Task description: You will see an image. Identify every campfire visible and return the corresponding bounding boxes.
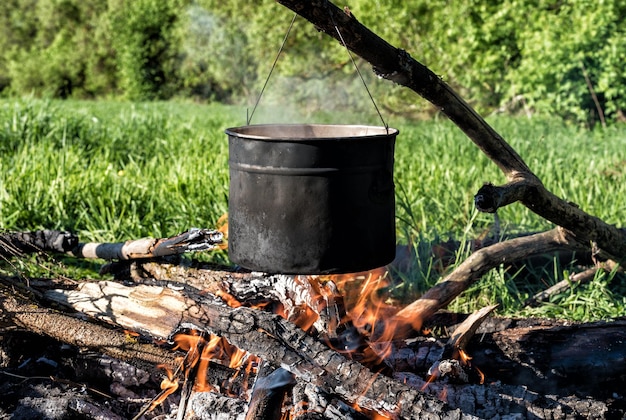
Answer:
[3,224,624,419]
[2,1,626,418]
[132,264,490,419]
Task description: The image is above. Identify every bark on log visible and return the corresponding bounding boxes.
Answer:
[0,230,77,258]
[0,229,223,260]
[274,0,626,263]
[0,281,176,373]
[37,279,624,419]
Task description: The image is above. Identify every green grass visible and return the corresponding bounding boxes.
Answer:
[1,98,625,321]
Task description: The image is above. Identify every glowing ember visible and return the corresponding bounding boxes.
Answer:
[215,289,243,308]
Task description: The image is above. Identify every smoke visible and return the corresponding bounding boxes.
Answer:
[180,5,391,126]
[248,70,388,126]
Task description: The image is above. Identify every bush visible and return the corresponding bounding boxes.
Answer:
[1,0,624,125]
[109,0,183,101]
[2,0,117,98]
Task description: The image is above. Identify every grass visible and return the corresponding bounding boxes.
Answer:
[1,98,625,321]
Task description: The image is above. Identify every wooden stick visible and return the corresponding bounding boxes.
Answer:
[0,228,223,260]
[72,228,223,260]
[524,260,621,307]
[393,228,585,334]
[446,304,498,354]
[0,230,77,257]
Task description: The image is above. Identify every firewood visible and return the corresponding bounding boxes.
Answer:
[245,365,295,420]
[445,305,498,354]
[0,281,175,372]
[393,228,586,335]
[0,228,223,260]
[43,280,465,419]
[0,230,77,258]
[38,279,624,418]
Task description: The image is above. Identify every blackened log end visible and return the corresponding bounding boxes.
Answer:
[474,183,499,213]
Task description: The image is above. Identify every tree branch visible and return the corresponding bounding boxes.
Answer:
[274,0,626,261]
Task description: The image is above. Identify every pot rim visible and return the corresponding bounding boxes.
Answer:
[225,123,398,141]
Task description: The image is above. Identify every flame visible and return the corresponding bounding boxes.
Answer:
[420,370,438,392]
[439,386,448,401]
[149,330,259,413]
[215,290,243,308]
[323,267,411,362]
[216,213,228,250]
[457,349,485,384]
[476,366,485,384]
[149,364,179,410]
[288,304,319,332]
[458,349,472,364]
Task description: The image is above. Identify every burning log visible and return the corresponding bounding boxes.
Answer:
[2,264,624,418]
[25,276,619,419]
[41,280,461,419]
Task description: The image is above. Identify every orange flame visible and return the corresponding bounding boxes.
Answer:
[215,290,243,308]
[458,349,472,364]
[323,267,410,362]
[439,386,448,401]
[288,304,319,332]
[150,364,179,410]
[216,213,228,250]
[149,330,259,413]
[420,370,439,392]
[457,349,485,384]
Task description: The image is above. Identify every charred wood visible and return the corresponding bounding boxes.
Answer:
[0,230,77,258]
[43,281,463,419]
[38,280,625,418]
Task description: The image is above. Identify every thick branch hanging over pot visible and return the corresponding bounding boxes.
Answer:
[274,0,626,261]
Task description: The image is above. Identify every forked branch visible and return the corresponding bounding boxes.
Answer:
[274,0,626,261]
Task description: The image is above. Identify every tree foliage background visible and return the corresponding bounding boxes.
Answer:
[1,0,625,125]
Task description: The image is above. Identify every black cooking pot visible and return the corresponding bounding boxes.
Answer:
[226,124,398,274]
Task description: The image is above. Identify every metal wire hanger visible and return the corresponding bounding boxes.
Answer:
[247,11,388,130]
